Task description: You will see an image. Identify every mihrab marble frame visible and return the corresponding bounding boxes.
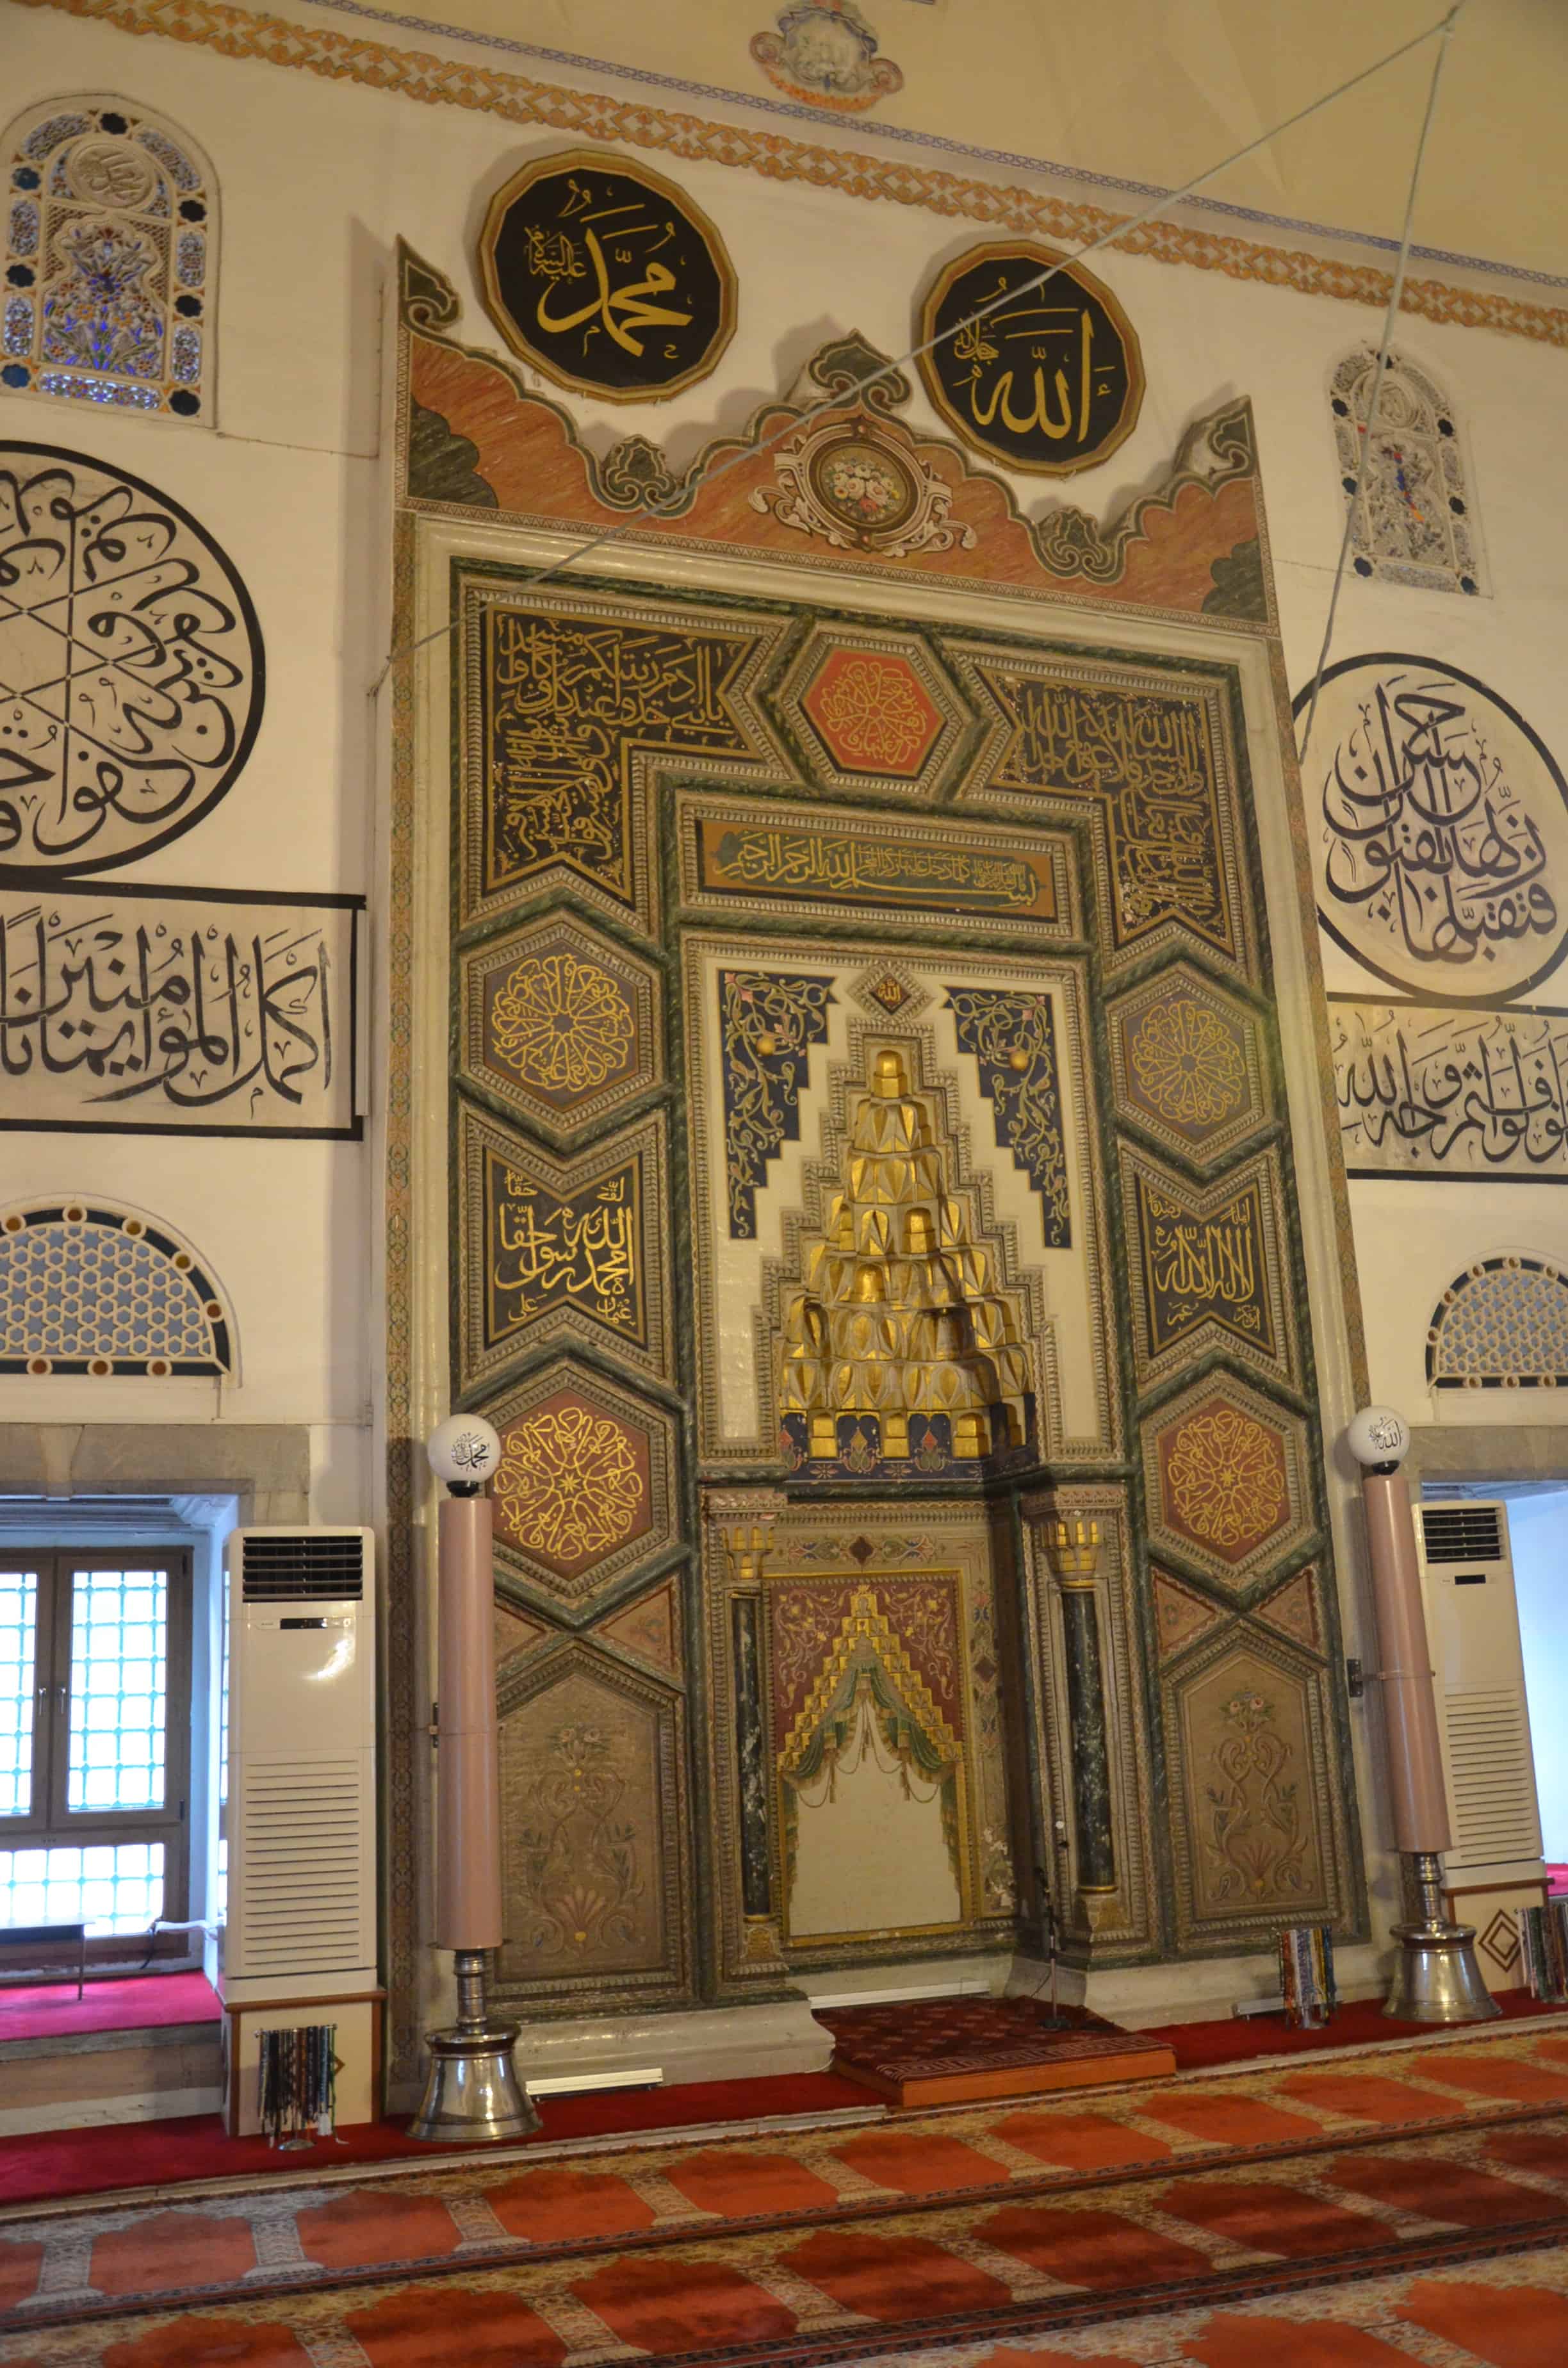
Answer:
[388,511,1380,2083]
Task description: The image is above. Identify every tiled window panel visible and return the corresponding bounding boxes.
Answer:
[0,1841,164,1933]
[0,1570,36,1818]
[67,1568,167,1814]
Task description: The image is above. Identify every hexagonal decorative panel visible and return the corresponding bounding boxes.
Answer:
[1106,963,1269,1165]
[482,1357,678,1612]
[457,914,662,1140]
[772,623,970,802]
[1143,1374,1314,1590]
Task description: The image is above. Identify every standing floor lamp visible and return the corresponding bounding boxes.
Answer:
[1346,1406,1498,2024]
[411,1415,541,2141]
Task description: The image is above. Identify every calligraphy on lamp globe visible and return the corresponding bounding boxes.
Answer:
[916,242,1145,478]
[1296,655,1568,1005]
[477,149,737,403]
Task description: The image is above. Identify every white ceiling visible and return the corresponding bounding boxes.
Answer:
[298,0,1568,279]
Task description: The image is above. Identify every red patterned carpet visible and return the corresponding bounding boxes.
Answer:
[8,2021,1568,2363]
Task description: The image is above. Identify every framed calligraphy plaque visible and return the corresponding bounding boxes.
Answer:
[1298,655,1568,1003]
[477,149,737,403]
[678,791,1074,939]
[1331,995,1568,1181]
[0,445,265,877]
[916,242,1144,477]
[0,884,361,1137]
[456,1103,673,1394]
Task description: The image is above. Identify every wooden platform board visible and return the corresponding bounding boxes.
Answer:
[815,1996,1178,2107]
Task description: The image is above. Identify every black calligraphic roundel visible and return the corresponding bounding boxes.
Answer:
[0,442,265,879]
[1295,653,1568,1005]
[478,148,737,404]
[917,241,1144,478]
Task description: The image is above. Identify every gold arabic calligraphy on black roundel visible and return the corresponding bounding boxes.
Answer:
[917,240,1144,477]
[477,147,737,404]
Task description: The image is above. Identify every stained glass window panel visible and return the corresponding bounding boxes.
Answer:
[67,1568,167,1813]
[0,1570,37,1819]
[0,1841,164,1932]
[1,97,215,419]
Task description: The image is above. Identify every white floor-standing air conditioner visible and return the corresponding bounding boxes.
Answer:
[220,1525,378,2006]
[1416,1499,1543,1887]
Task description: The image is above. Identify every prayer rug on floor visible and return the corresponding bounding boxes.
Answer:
[8,2020,1568,2364]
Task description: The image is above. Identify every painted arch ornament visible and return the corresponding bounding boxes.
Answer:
[1296,654,1568,1004]
[0,443,263,875]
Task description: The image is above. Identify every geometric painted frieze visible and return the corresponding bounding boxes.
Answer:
[1151,1565,1226,1661]
[1143,1373,1314,1591]
[494,1642,690,2007]
[1161,1627,1349,1945]
[1426,1256,1568,1389]
[0,445,264,877]
[1254,1564,1325,1656]
[594,1576,682,1679]
[774,623,969,802]
[484,1356,678,1611]
[457,912,662,1141]
[1120,1143,1297,1390]
[456,1103,672,1393]
[950,648,1250,980]
[1106,962,1269,1164]
[945,983,1070,1244]
[459,575,790,934]
[720,967,835,1238]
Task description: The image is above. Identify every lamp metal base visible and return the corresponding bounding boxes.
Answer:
[1383,1850,1501,2025]
[1384,1920,1502,2023]
[409,2019,541,2143]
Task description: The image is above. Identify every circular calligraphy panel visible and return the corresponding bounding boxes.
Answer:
[477,147,737,404]
[0,443,264,878]
[916,240,1144,478]
[1296,654,1568,1003]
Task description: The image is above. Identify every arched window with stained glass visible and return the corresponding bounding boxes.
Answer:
[1328,347,1483,596]
[3,97,217,422]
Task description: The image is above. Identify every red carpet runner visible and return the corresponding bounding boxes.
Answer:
[7,2019,1568,2364]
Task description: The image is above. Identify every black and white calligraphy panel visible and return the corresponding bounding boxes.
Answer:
[0,445,265,878]
[0,885,361,1137]
[1332,997,1568,1182]
[1297,655,1568,1004]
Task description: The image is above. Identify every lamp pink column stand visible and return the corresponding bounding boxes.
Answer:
[411,1417,541,2141]
[1348,1406,1498,2024]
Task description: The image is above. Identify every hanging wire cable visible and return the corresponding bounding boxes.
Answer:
[368,6,1462,702]
[1295,0,1466,768]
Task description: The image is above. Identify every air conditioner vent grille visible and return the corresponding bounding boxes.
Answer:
[1445,1689,1541,1865]
[241,1533,364,1600]
[234,1763,369,1972]
[1421,1506,1504,1565]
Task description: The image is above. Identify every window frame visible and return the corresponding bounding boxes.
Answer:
[0,1547,193,1941]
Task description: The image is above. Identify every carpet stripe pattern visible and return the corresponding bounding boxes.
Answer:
[8,2025,1568,2364]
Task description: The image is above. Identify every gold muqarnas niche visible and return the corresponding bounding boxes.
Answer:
[778,1047,1033,1476]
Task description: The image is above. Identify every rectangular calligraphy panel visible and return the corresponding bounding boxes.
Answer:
[1331,996,1568,1181]
[676,791,1075,939]
[0,885,363,1139]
